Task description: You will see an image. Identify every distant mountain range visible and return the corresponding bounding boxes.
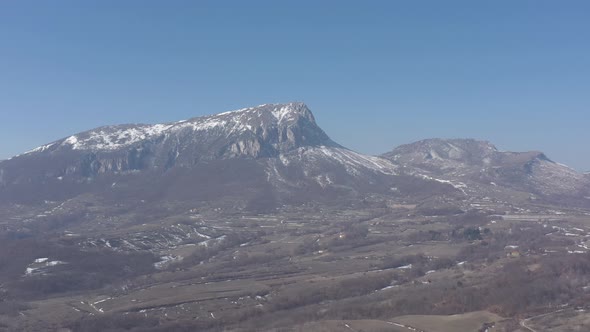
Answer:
[1,103,588,208]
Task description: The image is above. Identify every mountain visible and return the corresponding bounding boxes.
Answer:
[0,103,450,207]
[382,138,590,203]
[7,102,336,172]
[3,105,590,332]
[3,105,586,209]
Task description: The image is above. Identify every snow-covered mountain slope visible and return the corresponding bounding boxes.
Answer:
[18,102,338,159]
[382,138,590,198]
[1,103,343,177]
[5,106,584,207]
[0,103,453,205]
[277,146,397,177]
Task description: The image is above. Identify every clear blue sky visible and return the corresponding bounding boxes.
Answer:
[1,1,589,170]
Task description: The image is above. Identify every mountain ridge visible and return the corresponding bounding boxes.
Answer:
[2,103,453,206]
[382,137,589,200]
[1,104,588,207]
[14,102,338,158]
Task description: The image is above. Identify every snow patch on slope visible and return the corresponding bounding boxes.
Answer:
[418,174,467,194]
[315,146,397,175]
[276,146,398,176]
[24,142,58,155]
[271,104,300,124]
[60,124,174,151]
[528,159,586,195]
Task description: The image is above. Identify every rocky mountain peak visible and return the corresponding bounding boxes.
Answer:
[208,102,316,126]
[16,102,334,157]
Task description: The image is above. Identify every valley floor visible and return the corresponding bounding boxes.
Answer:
[1,195,590,331]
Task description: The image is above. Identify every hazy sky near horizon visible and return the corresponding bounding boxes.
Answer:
[1,1,589,170]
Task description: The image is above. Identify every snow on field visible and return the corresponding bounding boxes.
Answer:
[417,174,467,194]
[198,235,227,247]
[154,255,182,269]
[397,264,413,269]
[193,229,212,239]
[377,285,398,292]
[24,259,66,276]
[47,260,63,266]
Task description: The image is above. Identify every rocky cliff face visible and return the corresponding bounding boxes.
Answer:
[2,103,339,179]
